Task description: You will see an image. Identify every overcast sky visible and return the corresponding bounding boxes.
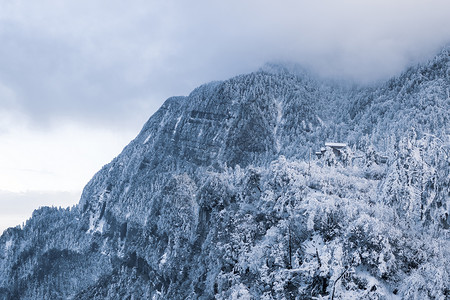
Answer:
[1,0,450,232]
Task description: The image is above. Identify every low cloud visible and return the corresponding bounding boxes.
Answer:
[1,0,450,232]
[0,0,449,130]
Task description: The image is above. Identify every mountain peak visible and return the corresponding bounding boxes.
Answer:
[1,47,449,299]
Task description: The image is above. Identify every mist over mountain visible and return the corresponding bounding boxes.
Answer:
[0,47,449,299]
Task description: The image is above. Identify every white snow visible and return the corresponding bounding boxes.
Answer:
[96,219,105,233]
[355,268,402,300]
[159,252,168,268]
[88,215,96,232]
[316,115,325,126]
[231,283,251,300]
[173,116,182,135]
[88,214,106,234]
[4,239,13,251]
[274,99,283,152]
[144,134,152,144]
[124,185,130,194]
[303,234,324,256]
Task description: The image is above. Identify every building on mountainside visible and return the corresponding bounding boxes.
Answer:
[325,142,347,155]
[315,142,351,166]
[315,142,348,158]
[315,148,326,159]
[316,142,389,167]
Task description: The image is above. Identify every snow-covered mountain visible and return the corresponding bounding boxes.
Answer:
[1,48,449,299]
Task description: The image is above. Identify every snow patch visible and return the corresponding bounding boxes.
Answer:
[152,290,162,300]
[4,239,13,251]
[231,283,251,300]
[96,219,105,233]
[88,214,96,232]
[144,134,152,144]
[173,116,182,135]
[303,234,324,256]
[159,252,168,269]
[88,213,106,234]
[316,115,324,126]
[274,99,283,152]
[354,268,402,300]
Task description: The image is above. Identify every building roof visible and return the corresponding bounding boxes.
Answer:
[325,142,347,148]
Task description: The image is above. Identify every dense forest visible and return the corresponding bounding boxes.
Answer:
[0,47,449,299]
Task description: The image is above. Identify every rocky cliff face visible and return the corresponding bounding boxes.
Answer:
[1,48,449,299]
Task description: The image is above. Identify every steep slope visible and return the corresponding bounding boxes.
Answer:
[0,48,449,299]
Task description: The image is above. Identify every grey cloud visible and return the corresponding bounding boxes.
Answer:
[0,0,449,130]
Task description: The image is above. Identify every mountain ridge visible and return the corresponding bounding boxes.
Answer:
[0,47,449,299]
